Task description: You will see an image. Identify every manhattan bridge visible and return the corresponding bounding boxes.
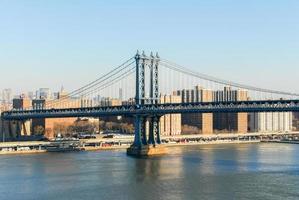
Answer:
[2,51,299,154]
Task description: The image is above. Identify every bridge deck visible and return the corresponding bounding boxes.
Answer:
[2,100,299,120]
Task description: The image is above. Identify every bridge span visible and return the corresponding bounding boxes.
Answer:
[2,99,299,120]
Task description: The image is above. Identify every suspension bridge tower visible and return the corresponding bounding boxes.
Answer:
[127,51,167,156]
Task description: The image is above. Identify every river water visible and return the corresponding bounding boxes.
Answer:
[0,143,298,200]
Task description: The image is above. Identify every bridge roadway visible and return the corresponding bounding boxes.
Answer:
[2,100,299,120]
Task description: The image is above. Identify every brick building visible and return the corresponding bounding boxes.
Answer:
[213,87,248,133]
[0,96,32,140]
[174,86,213,134]
[174,85,248,134]
[32,89,83,139]
[160,95,182,136]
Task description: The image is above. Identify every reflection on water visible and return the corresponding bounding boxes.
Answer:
[0,143,299,200]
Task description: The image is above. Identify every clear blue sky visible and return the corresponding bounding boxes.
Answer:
[0,0,298,94]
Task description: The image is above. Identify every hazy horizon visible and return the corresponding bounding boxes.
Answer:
[0,0,298,95]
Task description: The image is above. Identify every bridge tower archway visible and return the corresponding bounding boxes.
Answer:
[129,51,165,155]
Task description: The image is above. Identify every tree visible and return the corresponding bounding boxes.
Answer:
[105,122,114,130]
[53,123,68,136]
[45,128,53,139]
[182,125,199,135]
[68,119,97,134]
[34,125,45,135]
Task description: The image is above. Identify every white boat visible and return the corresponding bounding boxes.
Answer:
[46,141,83,152]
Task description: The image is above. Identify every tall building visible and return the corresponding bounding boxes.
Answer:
[98,98,123,123]
[0,103,12,141]
[213,87,248,133]
[160,95,181,136]
[249,112,293,132]
[175,86,213,134]
[27,91,35,100]
[293,112,299,130]
[119,88,123,101]
[122,98,135,106]
[32,89,80,139]
[98,97,121,107]
[6,96,32,138]
[13,96,32,109]
[37,88,51,100]
[174,85,248,134]
[53,92,59,100]
[0,103,10,115]
[2,88,12,105]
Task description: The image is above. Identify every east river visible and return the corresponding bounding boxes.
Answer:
[0,143,299,200]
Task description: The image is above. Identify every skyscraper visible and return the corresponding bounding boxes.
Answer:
[175,85,248,134]
[119,88,123,101]
[175,86,214,134]
[37,88,51,100]
[213,86,248,133]
[249,112,293,132]
[2,88,12,105]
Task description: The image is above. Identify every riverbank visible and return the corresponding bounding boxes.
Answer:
[1,132,298,155]
[165,139,261,147]
[0,139,261,155]
[0,149,46,155]
[262,140,299,144]
[83,140,262,152]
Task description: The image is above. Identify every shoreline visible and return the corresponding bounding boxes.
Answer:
[0,140,261,155]
[0,149,47,155]
[165,139,261,147]
[262,140,299,145]
[1,131,298,155]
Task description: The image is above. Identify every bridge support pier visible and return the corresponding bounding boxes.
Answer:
[128,115,167,156]
[127,144,167,156]
[127,51,167,156]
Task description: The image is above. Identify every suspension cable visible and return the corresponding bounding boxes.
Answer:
[48,66,136,108]
[45,59,135,107]
[161,59,299,97]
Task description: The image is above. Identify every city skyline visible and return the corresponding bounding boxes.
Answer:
[1,2,299,200]
[0,0,299,94]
